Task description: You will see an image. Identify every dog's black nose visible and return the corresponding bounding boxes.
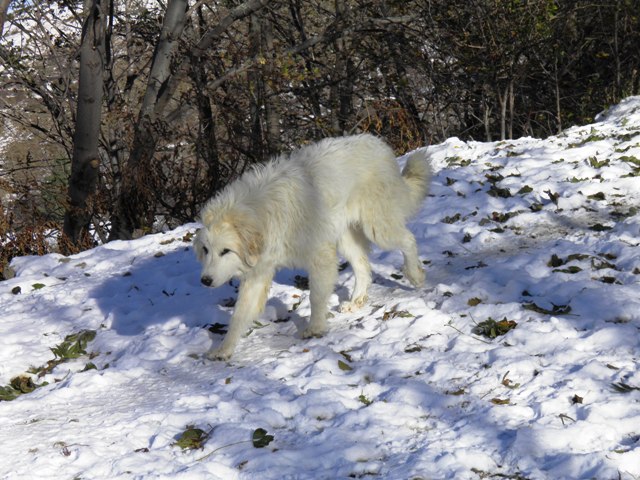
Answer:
[201,276,213,287]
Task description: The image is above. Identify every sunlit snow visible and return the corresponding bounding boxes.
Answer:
[1,98,640,479]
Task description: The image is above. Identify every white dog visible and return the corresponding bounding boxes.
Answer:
[194,134,431,360]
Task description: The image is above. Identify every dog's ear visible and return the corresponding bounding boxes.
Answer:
[200,208,215,227]
[192,228,204,261]
[229,209,263,268]
[199,196,224,227]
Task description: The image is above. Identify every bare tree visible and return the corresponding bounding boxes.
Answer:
[62,0,107,247]
[108,0,189,240]
[109,0,273,240]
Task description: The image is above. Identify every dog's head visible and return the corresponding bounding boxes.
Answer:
[194,205,263,288]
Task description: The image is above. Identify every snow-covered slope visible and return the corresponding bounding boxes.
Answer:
[1,98,640,480]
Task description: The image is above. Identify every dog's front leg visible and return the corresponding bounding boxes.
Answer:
[206,272,272,361]
[302,244,338,338]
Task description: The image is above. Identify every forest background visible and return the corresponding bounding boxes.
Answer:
[0,0,638,277]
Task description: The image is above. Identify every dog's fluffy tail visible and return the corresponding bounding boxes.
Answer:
[401,150,432,216]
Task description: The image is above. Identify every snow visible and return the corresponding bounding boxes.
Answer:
[2,97,640,479]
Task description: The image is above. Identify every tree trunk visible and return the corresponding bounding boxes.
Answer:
[498,84,507,141]
[261,14,280,154]
[248,9,280,161]
[62,0,107,248]
[555,66,562,134]
[508,81,514,140]
[288,0,323,138]
[329,0,352,135]
[108,0,189,241]
[483,93,492,142]
[248,12,265,161]
[191,6,220,198]
[0,0,11,37]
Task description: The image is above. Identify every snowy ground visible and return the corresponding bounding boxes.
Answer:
[1,98,640,480]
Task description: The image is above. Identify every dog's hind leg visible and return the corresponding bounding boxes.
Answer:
[207,270,273,361]
[397,227,425,287]
[338,225,372,313]
[302,243,338,338]
[363,220,425,288]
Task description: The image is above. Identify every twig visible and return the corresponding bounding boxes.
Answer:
[195,439,251,462]
[558,413,575,425]
[446,317,492,345]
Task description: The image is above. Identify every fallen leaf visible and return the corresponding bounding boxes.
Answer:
[338,360,353,371]
[252,428,274,448]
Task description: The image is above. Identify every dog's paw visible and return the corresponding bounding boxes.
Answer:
[301,324,327,339]
[206,347,233,361]
[404,265,425,288]
[339,295,368,313]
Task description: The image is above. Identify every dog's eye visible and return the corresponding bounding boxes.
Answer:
[202,246,209,255]
[220,248,231,256]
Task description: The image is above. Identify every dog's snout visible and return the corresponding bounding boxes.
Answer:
[201,276,213,287]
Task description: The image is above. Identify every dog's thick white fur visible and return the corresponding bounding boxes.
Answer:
[194,134,431,360]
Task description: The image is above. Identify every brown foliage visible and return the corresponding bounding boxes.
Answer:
[0,204,54,280]
[359,100,427,153]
